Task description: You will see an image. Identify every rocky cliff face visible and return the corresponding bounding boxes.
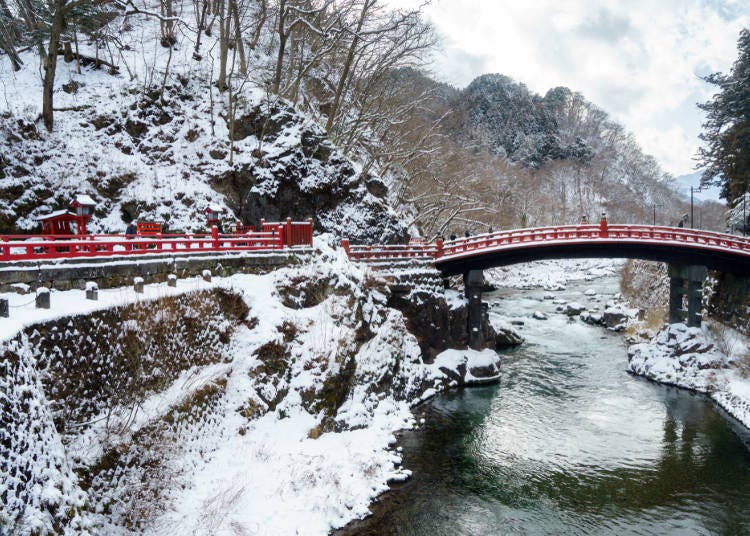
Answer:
[0,85,406,243]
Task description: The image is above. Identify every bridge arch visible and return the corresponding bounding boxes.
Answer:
[434,225,750,277]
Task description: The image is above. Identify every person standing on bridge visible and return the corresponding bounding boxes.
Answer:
[126,220,137,239]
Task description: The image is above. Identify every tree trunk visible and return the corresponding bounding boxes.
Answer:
[43,0,65,131]
[325,0,371,133]
[272,0,287,94]
[193,0,208,59]
[248,0,266,50]
[230,0,246,75]
[217,0,230,91]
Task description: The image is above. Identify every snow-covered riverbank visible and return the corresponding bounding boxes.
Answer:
[628,322,750,430]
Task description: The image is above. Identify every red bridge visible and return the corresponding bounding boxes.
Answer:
[343,224,750,276]
[344,223,750,339]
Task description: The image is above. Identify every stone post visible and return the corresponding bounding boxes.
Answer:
[0,298,8,318]
[36,288,50,309]
[168,274,178,287]
[202,269,212,282]
[134,277,144,293]
[85,281,98,301]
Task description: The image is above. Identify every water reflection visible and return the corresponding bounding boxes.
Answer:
[338,278,750,536]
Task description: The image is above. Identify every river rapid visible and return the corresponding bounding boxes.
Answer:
[340,274,750,535]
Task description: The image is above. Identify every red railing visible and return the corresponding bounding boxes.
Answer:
[0,220,315,263]
[440,224,750,258]
[342,225,750,262]
[260,218,314,247]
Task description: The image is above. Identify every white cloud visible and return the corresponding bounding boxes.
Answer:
[385,0,750,176]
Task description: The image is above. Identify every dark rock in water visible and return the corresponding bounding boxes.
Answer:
[602,309,628,328]
[469,360,501,380]
[532,311,548,320]
[494,326,524,348]
[511,319,525,326]
[564,302,585,316]
[580,311,603,325]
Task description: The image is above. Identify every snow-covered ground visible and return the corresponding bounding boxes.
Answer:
[1,242,498,535]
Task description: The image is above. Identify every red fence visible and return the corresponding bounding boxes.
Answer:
[342,225,750,262]
[0,220,315,263]
[260,218,314,247]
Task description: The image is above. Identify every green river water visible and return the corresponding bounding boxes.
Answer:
[340,276,750,535]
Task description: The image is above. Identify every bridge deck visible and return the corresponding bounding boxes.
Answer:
[346,225,750,276]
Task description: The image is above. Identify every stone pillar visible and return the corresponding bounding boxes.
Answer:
[668,264,707,327]
[85,282,98,301]
[465,269,484,350]
[0,298,8,318]
[36,288,50,309]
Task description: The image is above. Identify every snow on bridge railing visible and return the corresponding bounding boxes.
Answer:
[0,220,315,263]
[342,224,750,262]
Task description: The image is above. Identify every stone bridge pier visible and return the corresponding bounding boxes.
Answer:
[668,264,708,327]
[464,270,485,350]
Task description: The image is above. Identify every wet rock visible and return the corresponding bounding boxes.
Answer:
[494,326,524,348]
[532,311,548,320]
[564,302,586,316]
[580,311,603,325]
[601,309,629,329]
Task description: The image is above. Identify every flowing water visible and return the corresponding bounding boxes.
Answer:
[340,275,750,535]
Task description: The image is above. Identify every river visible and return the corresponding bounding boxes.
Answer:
[340,274,750,535]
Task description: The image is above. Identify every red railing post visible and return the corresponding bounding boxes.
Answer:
[307,217,314,246]
[599,213,608,238]
[341,239,350,257]
[212,225,219,249]
[277,224,285,249]
[436,238,443,258]
[285,217,292,247]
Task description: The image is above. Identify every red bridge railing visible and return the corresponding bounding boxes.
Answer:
[0,220,314,263]
[342,224,750,262]
[260,218,314,247]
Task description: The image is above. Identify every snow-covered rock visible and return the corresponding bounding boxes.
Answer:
[533,311,548,320]
[628,323,750,431]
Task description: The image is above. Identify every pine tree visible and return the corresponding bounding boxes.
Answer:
[697,28,750,203]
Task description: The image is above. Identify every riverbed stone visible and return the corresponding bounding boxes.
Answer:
[564,302,586,316]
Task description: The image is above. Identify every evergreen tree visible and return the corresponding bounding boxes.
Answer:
[697,28,750,202]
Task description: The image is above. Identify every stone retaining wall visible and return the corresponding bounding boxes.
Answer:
[0,250,309,292]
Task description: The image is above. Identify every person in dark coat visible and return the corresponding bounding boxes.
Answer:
[126,221,137,238]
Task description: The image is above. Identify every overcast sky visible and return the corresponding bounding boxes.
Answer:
[385,0,749,181]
